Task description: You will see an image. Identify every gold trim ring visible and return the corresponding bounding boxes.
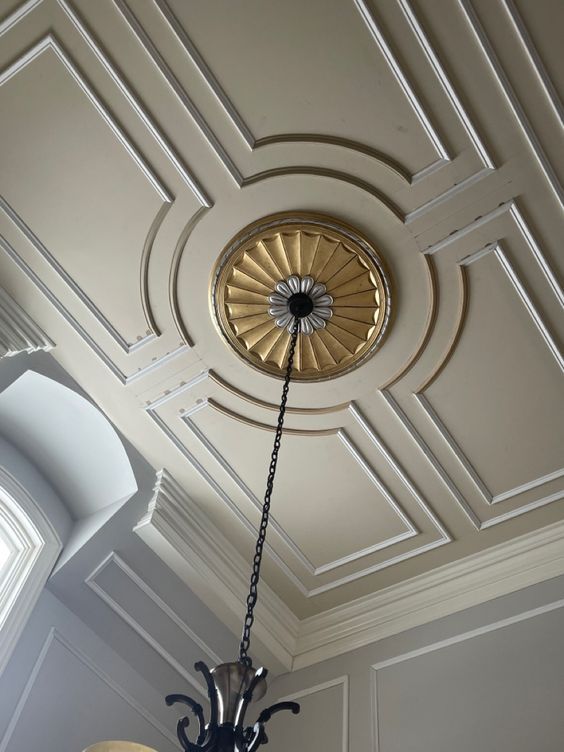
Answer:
[211,212,392,381]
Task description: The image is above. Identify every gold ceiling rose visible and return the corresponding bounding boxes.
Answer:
[211,213,391,380]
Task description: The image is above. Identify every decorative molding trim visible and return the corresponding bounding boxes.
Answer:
[0,0,42,35]
[86,552,220,697]
[56,0,211,206]
[381,255,438,389]
[111,0,242,186]
[153,0,254,148]
[381,390,482,529]
[415,241,563,525]
[0,195,160,355]
[397,0,494,169]
[348,404,450,540]
[150,392,454,596]
[0,32,170,355]
[500,0,564,123]
[0,628,177,751]
[369,598,564,749]
[278,675,349,752]
[241,168,405,223]
[168,207,209,346]
[145,409,309,595]
[0,36,171,204]
[294,519,564,669]
[144,382,450,596]
[209,370,351,415]
[354,0,450,163]
[135,486,564,670]
[405,167,492,224]
[0,235,188,385]
[422,199,564,309]
[0,287,54,357]
[254,134,411,183]
[203,399,338,437]
[134,469,299,671]
[180,403,419,583]
[0,468,62,678]
[457,0,563,206]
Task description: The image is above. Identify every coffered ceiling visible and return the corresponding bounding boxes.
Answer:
[0,0,562,668]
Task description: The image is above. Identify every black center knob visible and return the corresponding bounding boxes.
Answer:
[288,292,314,318]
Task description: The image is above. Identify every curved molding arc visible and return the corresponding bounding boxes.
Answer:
[208,370,351,416]
[168,206,210,347]
[204,399,337,437]
[241,168,405,222]
[254,134,411,184]
[381,254,438,389]
[0,468,62,676]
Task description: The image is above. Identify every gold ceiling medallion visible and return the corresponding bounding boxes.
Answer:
[211,213,392,381]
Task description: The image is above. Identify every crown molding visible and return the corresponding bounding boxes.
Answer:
[136,471,564,672]
[134,469,299,672]
[294,519,564,668]
[0,287,53,359]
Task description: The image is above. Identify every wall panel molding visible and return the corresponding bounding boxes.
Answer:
[0,628,177,751]
[86,551,222,697]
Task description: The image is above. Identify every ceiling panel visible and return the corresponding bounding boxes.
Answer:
[0,0,562,664]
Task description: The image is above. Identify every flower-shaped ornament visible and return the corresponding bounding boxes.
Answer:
[268,275,333,335]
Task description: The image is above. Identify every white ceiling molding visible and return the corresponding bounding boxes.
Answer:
[136,469,564,671]
[293,519,564,669]
[0,286,53,358]
[134,469,299,672]
[457,0,563,207]
[1,0,563,665]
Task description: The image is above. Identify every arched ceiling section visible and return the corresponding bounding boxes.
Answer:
[0,371,137,519]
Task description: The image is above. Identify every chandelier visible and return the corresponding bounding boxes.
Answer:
[87,308,313,752]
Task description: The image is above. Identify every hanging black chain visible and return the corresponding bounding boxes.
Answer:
[239,317,300,667]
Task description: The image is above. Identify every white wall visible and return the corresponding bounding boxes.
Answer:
[0,589,180,752]
[264,575,564,752]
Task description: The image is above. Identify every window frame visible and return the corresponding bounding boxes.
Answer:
[0,467,62,675]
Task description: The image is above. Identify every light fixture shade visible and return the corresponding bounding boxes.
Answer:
[83,743,158,752]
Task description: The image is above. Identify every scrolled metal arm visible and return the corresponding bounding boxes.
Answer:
[244,701,301,751]
[165,693,207,751]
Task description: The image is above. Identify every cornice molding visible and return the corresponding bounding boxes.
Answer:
[136,471,564,672]
[0,287,53,358]
[294,519,564,669]
[134,469,299,671]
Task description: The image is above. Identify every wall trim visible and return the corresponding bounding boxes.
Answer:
[85,551,222,697]
[0,628,176,751]
[134,469,299,671]
[278,675,349,752]
[369,597,564,750]
[0,468,61,677]
[293,519,564,668]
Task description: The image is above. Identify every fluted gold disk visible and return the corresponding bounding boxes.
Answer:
[211,213,392,381]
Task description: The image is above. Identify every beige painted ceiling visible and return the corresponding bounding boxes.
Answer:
[0,0,563,660]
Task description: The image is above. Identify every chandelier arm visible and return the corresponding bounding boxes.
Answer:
[238,318,300,667]
[195,661,219,730]
[165,693,207,751]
